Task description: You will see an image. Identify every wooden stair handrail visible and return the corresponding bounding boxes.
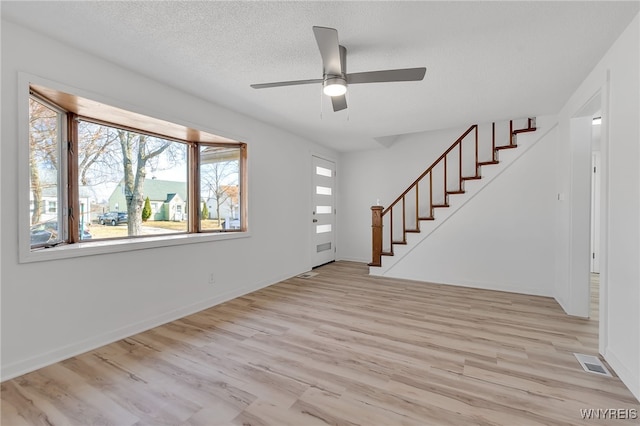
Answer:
[382,125,477,216]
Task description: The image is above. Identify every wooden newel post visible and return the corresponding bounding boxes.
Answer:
[369,205,383,267]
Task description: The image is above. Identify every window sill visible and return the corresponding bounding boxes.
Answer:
[20,231,250,264]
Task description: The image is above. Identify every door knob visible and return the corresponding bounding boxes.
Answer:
[312,219,318,223]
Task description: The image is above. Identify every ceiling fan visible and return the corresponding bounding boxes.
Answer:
[250,26,427,112]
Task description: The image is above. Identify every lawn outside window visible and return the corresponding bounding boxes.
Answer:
[21,77,248,263]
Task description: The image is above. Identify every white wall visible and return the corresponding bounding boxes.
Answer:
[1,21,337,379]
[554,13,639,400]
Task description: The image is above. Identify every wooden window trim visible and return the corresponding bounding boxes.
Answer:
[67,112,79,243]
[30,85,237,144]
[239,144,248,232]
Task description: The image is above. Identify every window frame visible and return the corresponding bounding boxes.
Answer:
[27,93,70,246]
[19,73,249,264]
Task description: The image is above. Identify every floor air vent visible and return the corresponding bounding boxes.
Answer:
[574,353,612,377]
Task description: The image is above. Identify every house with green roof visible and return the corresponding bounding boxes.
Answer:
[107,178,187,222]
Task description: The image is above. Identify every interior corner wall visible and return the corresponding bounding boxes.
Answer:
[555,13,639,401]
[0,20,338,380]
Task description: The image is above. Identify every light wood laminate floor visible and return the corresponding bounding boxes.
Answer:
[2,261,638,425]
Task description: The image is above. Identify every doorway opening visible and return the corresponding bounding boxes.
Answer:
[571,89,604,323]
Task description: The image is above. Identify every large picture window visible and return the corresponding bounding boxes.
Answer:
[27,83,247,253]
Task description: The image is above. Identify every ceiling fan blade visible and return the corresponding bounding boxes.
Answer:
[250,78,323,89]
[312,26,342,76]
[331,94,347,112]
[347,67,426,84]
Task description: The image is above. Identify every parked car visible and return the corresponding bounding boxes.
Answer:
[224,218,241,230]
[98,211,128,226]
[30,219,92,245]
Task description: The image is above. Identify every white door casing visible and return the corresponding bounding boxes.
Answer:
[591,152,601,273]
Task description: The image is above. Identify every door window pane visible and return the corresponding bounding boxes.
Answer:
[316,166,332,177]
[316,224,332,233]
[316,186,332,196]
[316,205,332,214]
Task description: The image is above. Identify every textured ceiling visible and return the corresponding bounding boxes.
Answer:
[2,1,638,151]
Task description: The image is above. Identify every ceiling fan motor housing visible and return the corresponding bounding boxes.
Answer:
[323,75,347,96]
[322,44,348,97]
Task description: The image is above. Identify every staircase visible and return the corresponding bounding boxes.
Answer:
[369,118,537,269]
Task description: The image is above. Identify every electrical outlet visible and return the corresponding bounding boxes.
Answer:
[208,273,215,285]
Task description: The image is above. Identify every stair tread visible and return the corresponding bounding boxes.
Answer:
[495,144,518,151]
[513,127,537,134]
[461,175,481,180]
[392,241,407,245]
[478,160,499,165]
[432,204,450,208]
[405,229,420,233]
[447,190,465,194]
[381,251,393,256]
[418,216,435,221]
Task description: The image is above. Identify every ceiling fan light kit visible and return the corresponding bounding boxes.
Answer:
[323,77,347,97]
[251,26,426,112]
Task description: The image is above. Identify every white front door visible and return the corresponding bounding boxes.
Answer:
[312,156,336,268]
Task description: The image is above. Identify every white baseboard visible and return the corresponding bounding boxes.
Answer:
[336,256,369,263]
[377,273,553,298]
[604,347,640,402]
[1,270,299,381]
